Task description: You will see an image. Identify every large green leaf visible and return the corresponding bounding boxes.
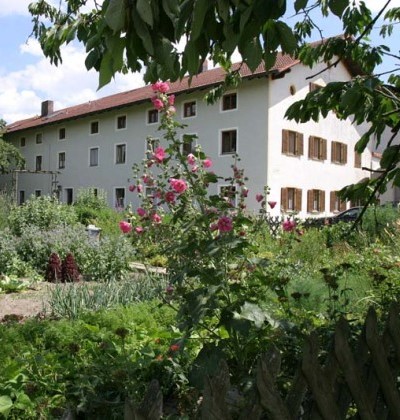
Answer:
[0,395,13,416]
[276,21,297,54]
[137,0,154,27]
[295,0,308,12]
[380,145,400,169]
[191,0,212,41]
[104,0,126,32]
[328,0,349,17]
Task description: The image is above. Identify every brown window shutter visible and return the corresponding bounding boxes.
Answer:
[322,139,327,160]
[308,136,314,158]
[281,188,288,211]
[297,132,304,156]
[307,190,313,212]
[320,190,325,212]
[330,191,336,212]
[282,130,289,154]
[355,151,361,168]
[295,189,302,212]
[343,144,348,164]
[331,141,336,163]
[340,199,346,211]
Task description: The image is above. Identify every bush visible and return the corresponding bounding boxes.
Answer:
[8,195,78,236]
[0,191,13,230]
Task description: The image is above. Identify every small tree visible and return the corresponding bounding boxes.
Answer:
[45,252,62,283]
[61,253,80,283]
[0,119,25,174]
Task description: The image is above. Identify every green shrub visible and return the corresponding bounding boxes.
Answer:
[8,195,78,236]
[0,191,13,230]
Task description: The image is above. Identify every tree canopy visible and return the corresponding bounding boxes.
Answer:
[28,0,400,204]
[0,119,25,174]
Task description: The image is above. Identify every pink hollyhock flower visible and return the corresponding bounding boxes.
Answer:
[169,178,188,194]
[152,81,170,93]
[166,284,174,294]
[165,191,176,203]
[154,190,162,199]
[210,223,218,231]
[256,194,264,203]
[282,220,296,232]
[142,174,152,184]
[268,201,277,209]
[128,184,136,192]
[217,216,233,232]
[152,97,164,110]
[203,158,212,168]
[187,153,196,165]
[168,94,175,105]
[135,226,144,234]
[191,165,198,173]
[137,207,146,217]
[119,221,132,234]
[241,188,249,198]
[152,213,162,223]
[153,146,166,163]
[137,184,143,193]
[167,106,176,115]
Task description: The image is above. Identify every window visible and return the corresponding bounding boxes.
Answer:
[115,144,126,164]
[146,138,160,159]
[35,190,41,197]
[354,151,362,168]
[89,147,99,167]
[19,191,25,205]
[90,121,99,134]
[222,93,237,111]
[281,187,302,212]
[20,137,26,147]
[35,133,42,144]
[65,188,73,205]
[330,191,346,212]
[35,155,42,171]
[59,128,66,140]
[221,129,237,154]
[145,187,156,198]
[220,185,237,207]
[182,134,197,156]
[115,188,125,208]
[331,141,347,164]
[117,115,127,130]
[282,130,304,156]
[308,136,327,160]
[58,152,66,169]
[307,189,325,213]
[183,101,196,118]
[147,109,159,124]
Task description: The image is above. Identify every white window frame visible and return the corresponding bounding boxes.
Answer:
[35,132,43,145]
[181,133,198,156]
[114,187,126,208]
[20,137,26,148]
[90,120,99,135]
[220,91,238,113]
[146,108,159,125]
[115,143,127,165]
[116,114,127,131]
[182,100,197,119]
[35,155,43,171]
[58,127,66,141]
[89,146,99,167]
[219,127,238,156]
[58,151,66,169]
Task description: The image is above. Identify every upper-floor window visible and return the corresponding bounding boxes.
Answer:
[147,109,159,124]
[331,141,347,165]
[307,189,325,213]
[116,115,127,130]
[89,147,99,167]
[115,144,126,164]
[183,101,196,118]
[354,151,362,168]
[308,136,327,161]
[20,137,26,148]
[282,129,303,156]
[58,152,66,169]
[35,133,43,144]
[221,129,237,155]
[59,128,66,140]
[222,93,237,111]
[35,155,42,171]
[115,188,125,208]
[309,82,322,92]
[330,191,346,212]
[281,187,302,212]
[182,134,197,156]
[90,121,99,135]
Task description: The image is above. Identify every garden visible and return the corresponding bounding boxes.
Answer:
[1,84,400,418]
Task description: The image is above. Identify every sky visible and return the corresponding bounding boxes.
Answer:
[0,0,398,124]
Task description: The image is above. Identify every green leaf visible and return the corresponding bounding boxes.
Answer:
[132,9,154,55]
[328,0,349,17]
[191,0,211,41]
[105,0,126,32]
[137,0,154,27]
[0,395,13,415]
[380,145,399,169]
[98,52,114,89]
[276,21,297,54]
[294,0,308,12]
[235,302,265,328]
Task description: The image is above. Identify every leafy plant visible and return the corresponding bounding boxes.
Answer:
[45,252,62,282]
[61,253,80,283]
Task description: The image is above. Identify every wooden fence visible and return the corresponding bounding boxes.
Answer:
[125,303,400,419]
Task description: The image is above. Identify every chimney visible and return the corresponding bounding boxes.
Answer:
[41,100,54,117]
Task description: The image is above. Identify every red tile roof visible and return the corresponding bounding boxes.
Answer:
[6,54,300,134]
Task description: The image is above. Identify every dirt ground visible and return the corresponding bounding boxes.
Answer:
[0,282,53,321]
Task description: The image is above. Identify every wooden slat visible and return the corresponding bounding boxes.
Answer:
[285,366,308,419]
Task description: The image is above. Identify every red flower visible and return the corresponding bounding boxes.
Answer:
[169,344,180,352]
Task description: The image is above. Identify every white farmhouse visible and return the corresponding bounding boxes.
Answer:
[1,55,372,218]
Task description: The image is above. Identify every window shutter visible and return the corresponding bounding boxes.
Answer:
[355,151,362,168]
[308,136,314,158]
[331,141,337,163]
[322,139,327,160]
[340,196,347,211]
[282,130,289,154]
[281,188,288,211]
[330,191,336,212]
[295,189,302,212]
[320,190,325,212]
[297,132,304,156]
[307,190,313,213]
[342,144,348,164]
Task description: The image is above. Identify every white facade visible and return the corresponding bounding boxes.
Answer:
[1,60,374,218]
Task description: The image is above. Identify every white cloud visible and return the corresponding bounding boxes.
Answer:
[0,0,32,16]
[363,0,400,12]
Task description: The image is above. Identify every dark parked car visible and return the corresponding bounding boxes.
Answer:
[324,207,363,225]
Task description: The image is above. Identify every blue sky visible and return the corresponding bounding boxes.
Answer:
[0,0,398,124]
